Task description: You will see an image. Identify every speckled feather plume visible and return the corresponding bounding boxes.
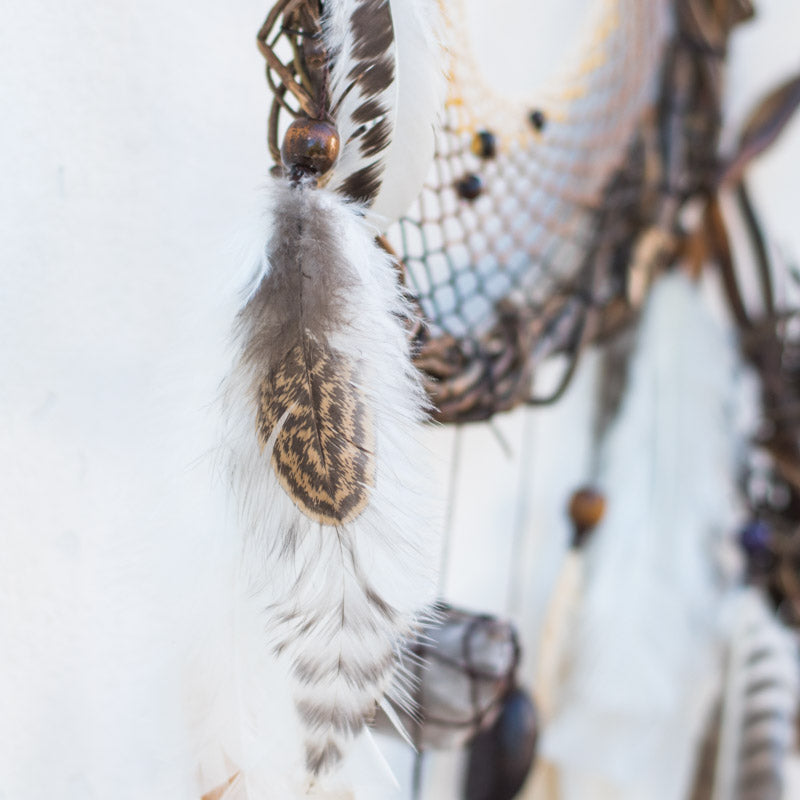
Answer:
[221,0,444,785]
[226,181,438,781]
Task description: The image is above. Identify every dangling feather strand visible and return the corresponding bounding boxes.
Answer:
[221,0,443,784]
[322,0,444,226]
[711,589,799,800]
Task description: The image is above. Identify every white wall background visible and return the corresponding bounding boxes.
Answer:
[1,1,798,798]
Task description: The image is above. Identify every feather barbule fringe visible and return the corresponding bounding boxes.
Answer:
[224,179,436,779]
[218,0,443,784]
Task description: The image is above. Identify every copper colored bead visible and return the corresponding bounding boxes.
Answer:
[281,118,340,177]
[568,487,606,546]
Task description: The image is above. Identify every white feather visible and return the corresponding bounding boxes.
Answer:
[322,0,444,228]
[370,0,445,227]
[218,180,438,788]
[542,271,748,800]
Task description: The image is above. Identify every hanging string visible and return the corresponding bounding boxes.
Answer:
[506,408,537,618]
[410,425,464,800]
[437,425,464,596]
[487,418,514,459]
[411,751,425,800]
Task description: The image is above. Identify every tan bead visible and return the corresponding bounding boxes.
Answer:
[568,487,606,547]
[281,118,340,177]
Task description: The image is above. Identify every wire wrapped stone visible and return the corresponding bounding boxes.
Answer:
[373,603,520,749]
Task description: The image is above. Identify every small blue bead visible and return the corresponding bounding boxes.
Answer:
[457,173,483,201]
[739,520,770,554]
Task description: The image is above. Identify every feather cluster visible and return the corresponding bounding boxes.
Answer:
[227,183,436,777]
[219,0,445,787]
[541,272,748,800]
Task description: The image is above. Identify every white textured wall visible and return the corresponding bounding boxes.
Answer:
[1,1,799,799]
[0,3,271,798]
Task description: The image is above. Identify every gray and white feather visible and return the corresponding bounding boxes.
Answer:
[226,180,437,780]
[221,0,444,784]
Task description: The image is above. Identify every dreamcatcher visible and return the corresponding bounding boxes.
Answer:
[208,0,800,797]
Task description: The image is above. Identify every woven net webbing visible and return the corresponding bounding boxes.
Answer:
[387,0,668,340]
[387,0,745,421]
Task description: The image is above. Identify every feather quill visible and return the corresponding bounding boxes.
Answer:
[542,271,746,800]
[689,701,724,800]
[521,548,585,800]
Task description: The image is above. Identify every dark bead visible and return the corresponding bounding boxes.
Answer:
[281,118,340,177]
[457,173,483,201]
[465,687,538,800]
[568,487,606,547]
[739,519,770,555]
[471,130,497,159]
[529,109,547,132]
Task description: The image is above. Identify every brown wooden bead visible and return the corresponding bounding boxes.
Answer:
[281,118,340,177]
[568,487,606,547]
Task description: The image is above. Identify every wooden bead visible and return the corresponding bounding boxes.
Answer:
[471,130,497,159]
[568,487,606,547]
[528,109,547,132]
[457,173,483,200]
[281,118,340,177]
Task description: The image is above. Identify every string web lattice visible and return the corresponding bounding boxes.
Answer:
[385,0,672,420]
[389,0,669,337]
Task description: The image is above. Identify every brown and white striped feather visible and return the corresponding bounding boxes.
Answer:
[322,0,444,227]
[323,0,398,207]
[257,339,374,526]
[710,589,799,800]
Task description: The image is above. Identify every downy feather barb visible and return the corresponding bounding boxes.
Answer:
[223,0,444,780]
